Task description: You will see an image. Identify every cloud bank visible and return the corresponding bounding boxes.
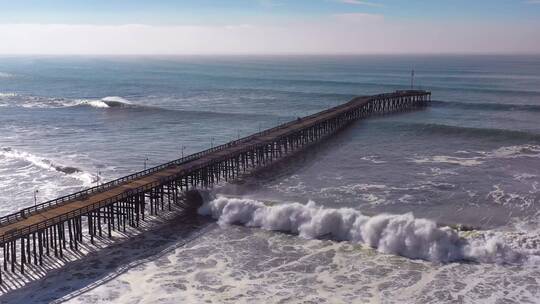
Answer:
[0,15,538,55]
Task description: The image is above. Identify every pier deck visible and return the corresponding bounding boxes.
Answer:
[0,90,431,282]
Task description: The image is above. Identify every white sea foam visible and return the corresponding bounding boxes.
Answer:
[412,155,484,167]
[74,99,111,108]
[487,184,535,209]
[76,96,133,108]
[102,96,132,104]
[411,144,540,167]
[428,167,458,176]
[360,155,387,164]
[488,144,540,159]
[0,148,94,187]
[320,183,388,204]
[0,93,134,109]
[0,72,13,78]
[513,173,538,181]
[199,196,529,264]
[72,96,134,108]
[0,92,17,97]
[321,183,388,194]
[1,148,56,171]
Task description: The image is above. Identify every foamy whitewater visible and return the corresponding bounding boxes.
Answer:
[0,147,95,186]
[0,93,134,109]
[199,196,528,264]
[73,96,133,108]
[1,55,539,303]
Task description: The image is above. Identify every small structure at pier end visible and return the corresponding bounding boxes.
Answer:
[0,90,431,283]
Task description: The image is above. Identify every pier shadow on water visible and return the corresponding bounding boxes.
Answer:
[0,121,358,303]
[220,106,427,198]
[217,118,364,197]
[0,121,362,303]
[0,104,426,302]
[0,208,214,303]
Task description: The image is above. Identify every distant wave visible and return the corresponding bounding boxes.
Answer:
[0,92,18,98]
[0,72,14,78]
[199,196,531,264]
[213,87,355,100]
[433,100,540,112]
[412,155,484,167]
[73,96,135,109]
[0,93,287,119]
[402,123,540,142]
[0,94,140,109]
[0,147,95,186]
[410,144,540,167]
[190,73,540,96]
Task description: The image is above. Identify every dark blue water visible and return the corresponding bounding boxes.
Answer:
[1,55,540,303]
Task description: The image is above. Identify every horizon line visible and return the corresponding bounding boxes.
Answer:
[1,52,540,57]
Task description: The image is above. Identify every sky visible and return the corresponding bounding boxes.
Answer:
[0,0,539,55]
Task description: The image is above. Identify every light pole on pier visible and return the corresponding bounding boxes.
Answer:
[34,189,39,207]
[181,145,186,158]
[96,169,101,186]
[144,157,149,170]
[411,69,415,90]
[211,137,214,149]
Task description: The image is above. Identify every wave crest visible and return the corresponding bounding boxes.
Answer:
[199,196,530,264]
[0,93,136,109]
[0,92,17,98]
[73,96,134,109]
[406,123,540,142]
[411,144,540,167]
[433,100,540,112]
[0,147,95,186]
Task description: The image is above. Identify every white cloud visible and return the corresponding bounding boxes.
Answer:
[0,16,538,55]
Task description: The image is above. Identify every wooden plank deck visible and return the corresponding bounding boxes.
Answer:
[0,91,431,246]
[0,96,373,240]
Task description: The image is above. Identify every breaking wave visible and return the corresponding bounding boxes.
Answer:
[405,123,540,142]
[0,92,17,97]
[199,196,533,264]
[73,96,134,109]
[0,147,94,186]
[411,144,540,167]
[432,100,540,112]
[0,93,137,109]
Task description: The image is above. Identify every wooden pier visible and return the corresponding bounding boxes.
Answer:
[0,90,430,283]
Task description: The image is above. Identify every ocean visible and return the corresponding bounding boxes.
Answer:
[0,55,539,303]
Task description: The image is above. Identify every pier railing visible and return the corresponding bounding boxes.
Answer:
[0,100,349,226]
[0,90,433,284]
[0,90,428,227]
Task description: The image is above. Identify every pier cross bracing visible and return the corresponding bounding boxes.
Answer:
[0,90,430,283]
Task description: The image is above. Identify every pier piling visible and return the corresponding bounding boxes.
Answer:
[0,90,430,284]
